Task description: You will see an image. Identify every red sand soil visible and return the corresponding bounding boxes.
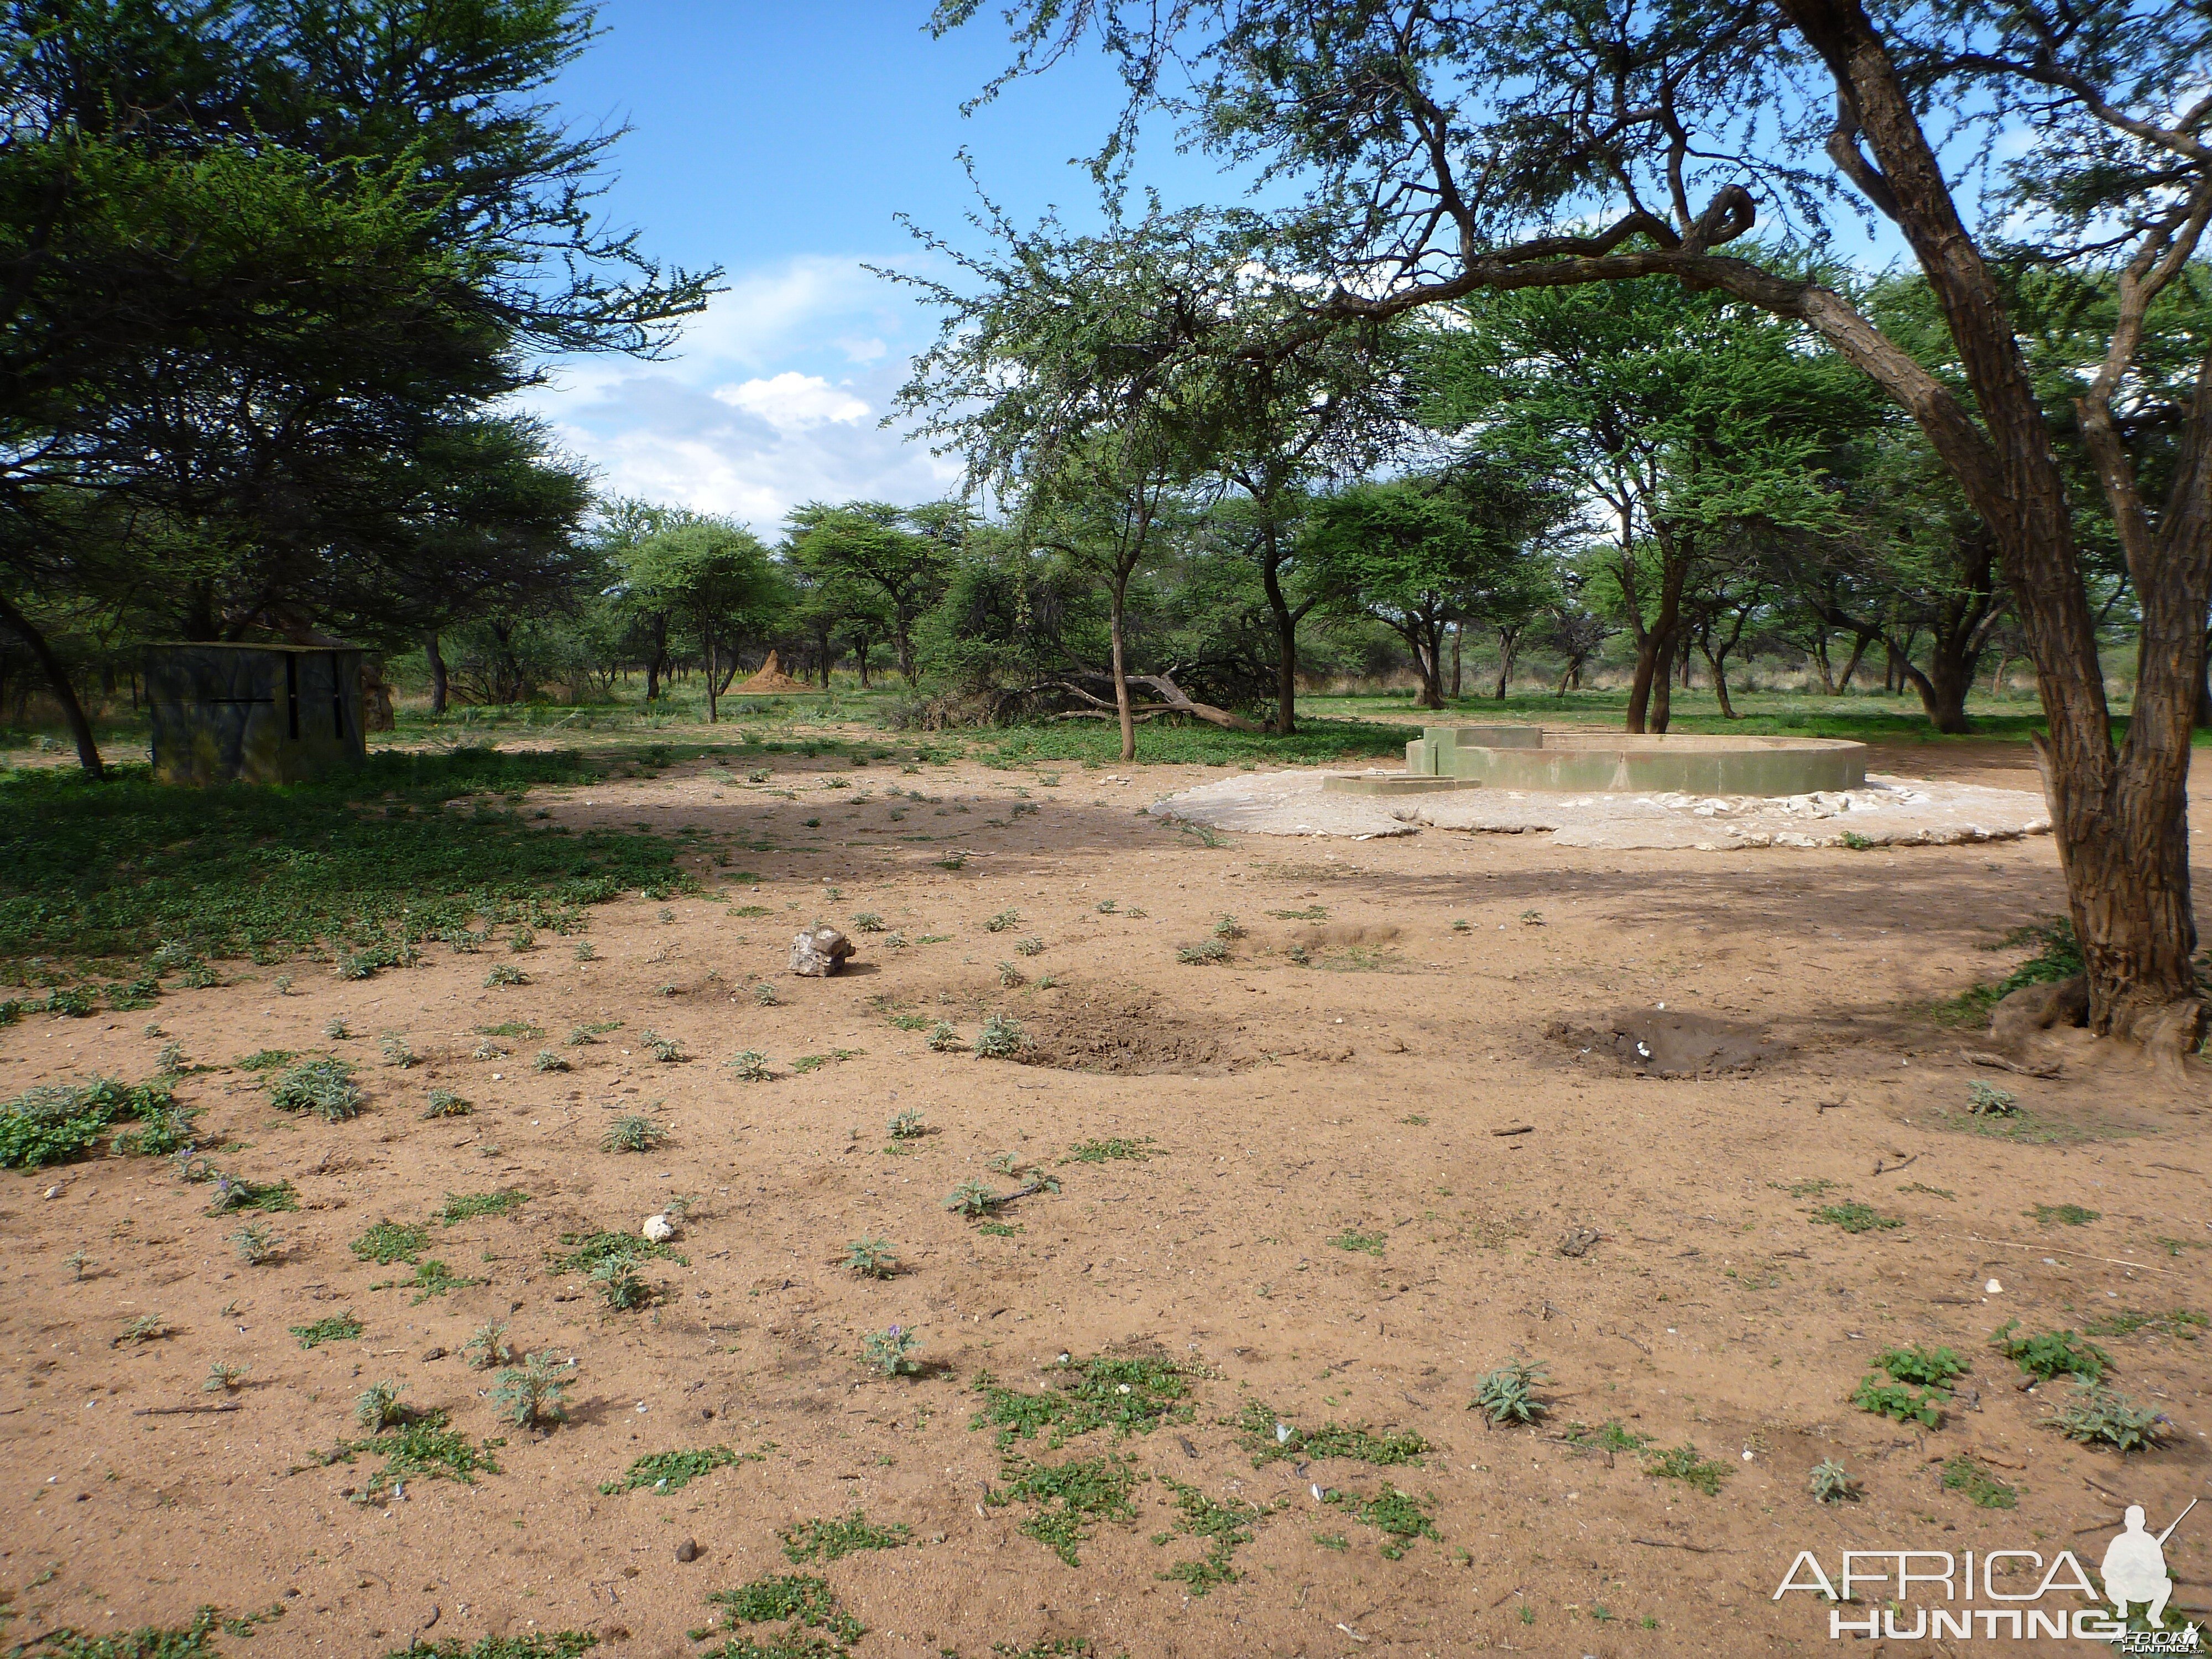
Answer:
[1,738,2206,1657]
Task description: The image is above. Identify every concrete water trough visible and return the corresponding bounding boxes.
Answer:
[1324,724,1868,799]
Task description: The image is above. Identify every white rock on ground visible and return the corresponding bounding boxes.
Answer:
[641,1213,676,1243]
[1145,770,2051,851]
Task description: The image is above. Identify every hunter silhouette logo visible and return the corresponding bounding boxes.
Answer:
[2105,1501,2195,1631]
[1773,1497,2198,1645]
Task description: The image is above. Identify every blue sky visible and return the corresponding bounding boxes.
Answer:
[524,2,1225,533]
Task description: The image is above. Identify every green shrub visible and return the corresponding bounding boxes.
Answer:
[1990,1318,2109,1382]
[1472,1360,1548,1426]
[268,1057,362,1121]
[2046,1383,2169,1452]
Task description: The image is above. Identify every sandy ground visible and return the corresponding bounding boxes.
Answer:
[1,735,2208,1658]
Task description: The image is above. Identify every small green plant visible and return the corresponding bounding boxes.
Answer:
[116,1312,167,1345]
[491,1352,570,1428]
[1808,1457,1859,1503]
[1329,1228,1386,1256]
[155,1040,188,1074]
[1155,1478,1269,1593]
[700,1573,865,1650]
[1812,1199,1903,1233]
[1877,1344,1968,1386]
[356,1380,409,1431]
[508,926,536,952]
[2029,1201,2100,1226]
[322,1018,351,1040]
[532,1048,570,1073]
[2085,1306,2208,1340]
[64,1249,92,1281]
[1966,1079,2018,1116]
[779,1511,912,1564]
[989,1452,1142,1566]
[1233,1400,1427,1467]
[1095,898,1118,912]
[947,1177,999,1217]
[592,1259,651,1310]
[573,940,597,961]
[599,1444,753,1494]
[438,1187,529,1223]
[1061,1136,1161,1164]
[424,1088,471,1118]
[600,1114,668,1154]
[1990,1318,2110,1381]
[997,960,1025,987]
[845,1236,898,1279]
[268,1056,363,1120]
[927,1021,962,1051]
[464,1320,515,1370]
[379,1032,418,1068]
[752,981,780,1006]
[1014,935,1045,956]
[205,1361,248,1394]
[384,1259,486,1303]
[1643,1442,1731,1496]
[231,1222,280,1264]
[728,1048,771,1081]
[1324,1482,1439,1558]
[1851,1376,1947,1427]
[1561,1418,1652,1457]
[1472,1359,1548,1426]
[974,1013,1029,1057]
[852,911,886,931]
[352,1220,430,1265]
[2046,1383,2169,1452]
[1940,1455,2018,1509]
[985,909,1021,932]
[888,1107,927,1139]
[639,1030,682,1062]
[1212,914,1245,940]
[862,1324,924,1376]
[290,1312,363,1349]
[483,963,528,987]
[1177,939,1229,965]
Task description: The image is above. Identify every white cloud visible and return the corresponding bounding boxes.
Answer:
[518,251,965,530]
[711,372,870,431]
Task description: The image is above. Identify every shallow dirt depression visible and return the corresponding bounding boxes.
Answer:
[1011,989,1248,1075]
[1545,1006,1791,1078]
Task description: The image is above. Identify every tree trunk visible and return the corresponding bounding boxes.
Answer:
[1109,579,1135,763]
[1450,622,1463,697]
[1809,631,1837,694]
[1258,530,1300,735]
[0,589,104,778]
[1415,619,1446,710]
[2197,624,2211,729]
[704,634,719,722]
[1835,631,1874,692]
[1648,633,1674,733]
[426,633,449,715]
[1493,625,1520,699]
[1703,645,1739,718]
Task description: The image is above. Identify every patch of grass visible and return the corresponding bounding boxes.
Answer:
[1937,917,2084,1026]
[1561,1419,1653,1457]
[1175,939,1229,965]
[699,1574,864,1653]
[482,963,528,988]
[290,1312,364,1349]
[1990,1318,2109,1382]
[376,1260,484,1304]
[7,1606,244,1656]
[1060,1136,1162,1164]
[971,1355,1197,1449]
[1850,1375,1947,1428]
[600,1114,668,1154]
[1154,1478,1270,1594]
[727,1049,771,1081]
[1472,1359,1548,1427]
[203,1171,298,1213]
[1811,1199,1903,1234]
[598,1445,755,1495]
[1324,1482,1439,1558]
[1328,1229,1386,1256]
[477,1021,541,1039]
[1,1076,177,1170]
[886,1013,931,1031]
[1967,1079,2018,1116]
[988,1453,1144,1567]
[2046,1383,2170,1452]
[2084,1307,2207,1342]
[382,1635,597,1658]
[2030,1202,2100,1226]
[1642,1443,1731,1496]
[1232,1400,1427,1467]
[234,1048,298,1072]
[437,1189,530,1224]
[592,1259,652,1311]
[268,1057,362,1121]
[1940,1455,2018,1509]
[778,1511,911,1564]
[351,1220,431,1266]
[0,750,684,976]
[553,1231,685,1274]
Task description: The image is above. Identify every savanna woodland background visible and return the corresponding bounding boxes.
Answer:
[3,0,2212,1656]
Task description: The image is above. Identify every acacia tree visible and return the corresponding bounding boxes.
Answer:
[624,521,783,722]
[886,201,1229,761]
[941,0,2212,1048]
[784,502,960,682]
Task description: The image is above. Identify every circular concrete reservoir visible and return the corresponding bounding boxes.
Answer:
[1329,724,1869,797]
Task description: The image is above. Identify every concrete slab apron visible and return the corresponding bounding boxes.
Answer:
[1146,769,2053,850]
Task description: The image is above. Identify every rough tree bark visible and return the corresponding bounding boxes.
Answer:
[0,589,104,777]
[425,633,449,715]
